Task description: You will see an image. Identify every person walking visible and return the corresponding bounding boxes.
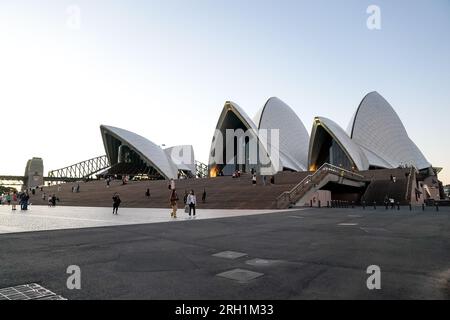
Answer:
[202,189,206,203]
[252,174,257,186]
[21,193,29,211]
[112,193,121,215]
[187,190,197,218]
[169,189,179,218]
[145,188,151,199]
[11,192,18,211]
[168,178,176,190]
[183,190,188,205]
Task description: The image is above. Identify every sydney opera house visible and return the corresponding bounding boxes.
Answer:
[96,92,442,205]
[208,92,432,175]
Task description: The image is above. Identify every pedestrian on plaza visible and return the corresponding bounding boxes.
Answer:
[183,190,188,205]
[21,193,29,211]
[187,190,197,218]
[51,194,57,207]
[6,193,11,206]
[262,175,266,186]
[112,193,121,215]
[145,188,151,199]
[202,189,206,203]
[11,192,18,211]
[252,174,257,186]
[169,189,179,218]
[168,178,176,190]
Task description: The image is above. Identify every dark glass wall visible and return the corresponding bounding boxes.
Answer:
[310,126,354,171]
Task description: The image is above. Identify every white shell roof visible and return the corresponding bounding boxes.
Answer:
[225,101,258,130]
[164,145,195,173]
[254,97,309,171]
[100,125,178,179]
[311,117,369,170]
[349,92,430,170]
[209,101,280,173]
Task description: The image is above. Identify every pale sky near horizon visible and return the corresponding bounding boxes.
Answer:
[0,0,449,183]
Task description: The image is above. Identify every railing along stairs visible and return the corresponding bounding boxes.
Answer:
[276,163,365,209]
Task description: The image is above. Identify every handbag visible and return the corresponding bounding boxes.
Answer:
[184,205,189,213]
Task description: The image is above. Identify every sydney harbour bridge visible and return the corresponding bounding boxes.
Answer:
[0,155,208,189]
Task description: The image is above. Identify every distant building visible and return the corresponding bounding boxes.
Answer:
[24,157,44,188]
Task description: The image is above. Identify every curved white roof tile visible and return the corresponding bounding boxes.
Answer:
[100,125,178,179]
[349,92,430,170]
[255,97,309,171]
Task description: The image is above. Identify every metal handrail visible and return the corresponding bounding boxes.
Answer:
[405,166,415,201]
[276,163,365,207]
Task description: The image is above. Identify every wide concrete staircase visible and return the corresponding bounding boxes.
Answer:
[30,174,303,210]
[276,164,366,208]
[360,167,415,205]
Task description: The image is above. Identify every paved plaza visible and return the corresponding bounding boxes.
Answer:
[0,205,449,299]
[0,205,290,234]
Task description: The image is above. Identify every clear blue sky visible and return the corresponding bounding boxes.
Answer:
[1,0,449,183]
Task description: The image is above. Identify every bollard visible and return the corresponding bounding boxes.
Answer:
[310,200,313,208]
[352,201,355,209]
[373,201,376,210]
[318,200,321,208]
[397,202,400,210]
[422,203,425,211]
[436,203,439,212]
[327,201,330,208]
[409,203,412,211]
[362,201,366,210]
[385,202,388,210]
